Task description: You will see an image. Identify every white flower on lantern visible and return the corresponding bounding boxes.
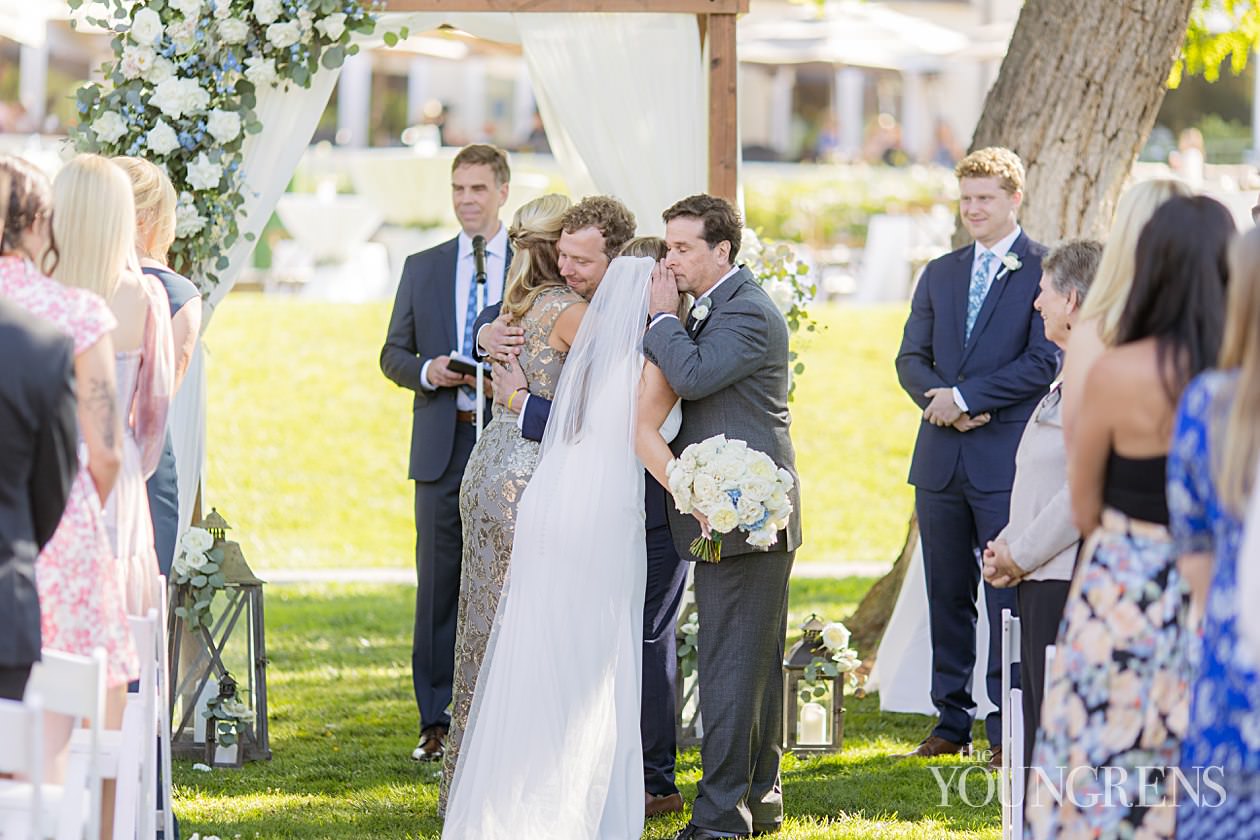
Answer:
[266,20,302,49]
[252,0,281,24]
[145,120,181,156]
[120,44,156,80]
[821,622,851,652]
[186,153,223,191]
[181,527,215,554]
[244,55,278,88]
[144,56,177,85]
[91,111,127,145]
[173,0,204,20]
[150,77,209,120]
[175,192,207,237]
[206,109,242,143]
[315,12,346,40]
[217,17,250,44]
[130,7,164,45]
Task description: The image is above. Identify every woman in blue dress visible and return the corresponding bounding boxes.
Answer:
[1169,225,1260,838]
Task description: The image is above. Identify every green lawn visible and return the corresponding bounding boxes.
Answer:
[174,580,1000,839]
[203,298,918,571]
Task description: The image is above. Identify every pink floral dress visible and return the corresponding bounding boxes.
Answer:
[0,256,138,687]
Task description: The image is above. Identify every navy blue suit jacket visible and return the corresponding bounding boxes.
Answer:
[472,301,671,530]
[895,231,1058,493]
[381,236,504,482]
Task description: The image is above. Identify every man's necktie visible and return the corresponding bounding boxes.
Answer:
[460,256,482,401]
[965,250,996,341]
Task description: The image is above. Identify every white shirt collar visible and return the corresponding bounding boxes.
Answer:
[974,225,1022,266]
[697,264,741,301]
[458,224,508,259]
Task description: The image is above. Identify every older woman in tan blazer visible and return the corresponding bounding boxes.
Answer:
[982,239,1102,766]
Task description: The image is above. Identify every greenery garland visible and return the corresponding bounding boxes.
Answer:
[69,0,381,294]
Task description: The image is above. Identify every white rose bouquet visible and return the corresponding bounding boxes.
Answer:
[171,526,227,630]
[666,434,794,563]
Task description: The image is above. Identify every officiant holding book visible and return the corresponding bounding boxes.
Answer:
[379,144,512,764]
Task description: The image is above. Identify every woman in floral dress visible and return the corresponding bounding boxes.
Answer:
[1169,227,1260,838]
[0,156,138,702]
[440,194,587,807]
[1026,196,1233,839]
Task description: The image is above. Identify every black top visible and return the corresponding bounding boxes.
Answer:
[141,265,199,316]
[1103,451,1169,525]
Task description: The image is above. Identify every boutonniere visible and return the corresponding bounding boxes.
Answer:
[691,297,713,322]
[996,251,1022,280]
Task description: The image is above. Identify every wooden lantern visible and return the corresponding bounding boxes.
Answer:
[782,615,845,755]
[169,509,271,762]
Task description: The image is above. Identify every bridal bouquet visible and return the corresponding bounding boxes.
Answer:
[666,434,795,562]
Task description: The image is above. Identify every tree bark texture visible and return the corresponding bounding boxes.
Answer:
[966,0,1196,244]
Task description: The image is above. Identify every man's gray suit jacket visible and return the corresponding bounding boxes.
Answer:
[642,266,803,560]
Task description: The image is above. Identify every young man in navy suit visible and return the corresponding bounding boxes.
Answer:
[895,147,1058,768]
[380,144,512,763]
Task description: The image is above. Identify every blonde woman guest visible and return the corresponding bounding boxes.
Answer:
[1168,227,1260,837]
[1026,196,1233,839]
[53,154,174,617]
[1059,178,1192,445]
[441,193,586,807]
[113,156,202,575]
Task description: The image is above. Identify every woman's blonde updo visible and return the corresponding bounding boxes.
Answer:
[501,193,571,320]
[113,156,177,262]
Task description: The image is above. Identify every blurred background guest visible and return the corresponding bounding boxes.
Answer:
[1168,225,1260,838]
[982,238,1102,767]
[1027,195,1233,840]
[1060,179,1192,445]
[52,154,174,618]
[113,156,202,577]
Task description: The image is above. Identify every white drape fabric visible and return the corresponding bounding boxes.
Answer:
[442,258,655,839]
[867,538,998,718]
[516,13,706,235]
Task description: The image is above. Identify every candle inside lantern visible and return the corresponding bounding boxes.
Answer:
[798,701,828,745]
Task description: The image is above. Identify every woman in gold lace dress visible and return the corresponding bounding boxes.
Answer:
[440,194,587,806]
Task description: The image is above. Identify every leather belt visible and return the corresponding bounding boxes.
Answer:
[456,410,477,425]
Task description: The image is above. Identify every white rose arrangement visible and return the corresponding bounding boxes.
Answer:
[69,0,383,294]
[666,434,795,562]
[800,617,864,703]
[171,526,226,631]
[741,228,816,400]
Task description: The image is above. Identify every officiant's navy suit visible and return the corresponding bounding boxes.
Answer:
[895,229,1057,747]
[381,235,506,740]
[472,301,689,799]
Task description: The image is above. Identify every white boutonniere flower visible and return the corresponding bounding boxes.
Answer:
[692,296,713,323]
[996,251,1022,279]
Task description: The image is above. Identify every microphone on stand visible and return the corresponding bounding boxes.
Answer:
[472,234,488,438]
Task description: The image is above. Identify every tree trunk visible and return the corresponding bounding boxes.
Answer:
[969,0,1197,243]
[849,0,1196,662]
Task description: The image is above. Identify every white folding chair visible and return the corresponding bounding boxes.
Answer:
[24,648,106,840]
[155,577,175,840]
[111,608,161,840]
[0,693,46,840]
[1000,609,1024,840]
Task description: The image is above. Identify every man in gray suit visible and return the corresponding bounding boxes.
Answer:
[380,144,511,762]
[643,194,803,839]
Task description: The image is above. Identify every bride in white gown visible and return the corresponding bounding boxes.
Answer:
[442,256,686,840]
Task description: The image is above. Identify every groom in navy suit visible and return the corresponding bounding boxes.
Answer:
[475,198,690,820]
[895,147,1057,766]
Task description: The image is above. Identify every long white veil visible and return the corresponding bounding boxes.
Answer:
[442,257,654,840]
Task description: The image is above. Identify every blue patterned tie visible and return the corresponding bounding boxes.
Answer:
[965,250,996,341]
[460,254,481,401]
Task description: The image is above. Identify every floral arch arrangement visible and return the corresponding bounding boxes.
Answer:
[70,0,381,293]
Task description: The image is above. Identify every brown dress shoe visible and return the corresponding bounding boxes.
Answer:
[410,725,447,762]
[898,735,968,759]
[646,792,685,819]
[987,746,1003,771]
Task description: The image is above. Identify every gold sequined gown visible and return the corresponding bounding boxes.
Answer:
[440,285,583,807]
